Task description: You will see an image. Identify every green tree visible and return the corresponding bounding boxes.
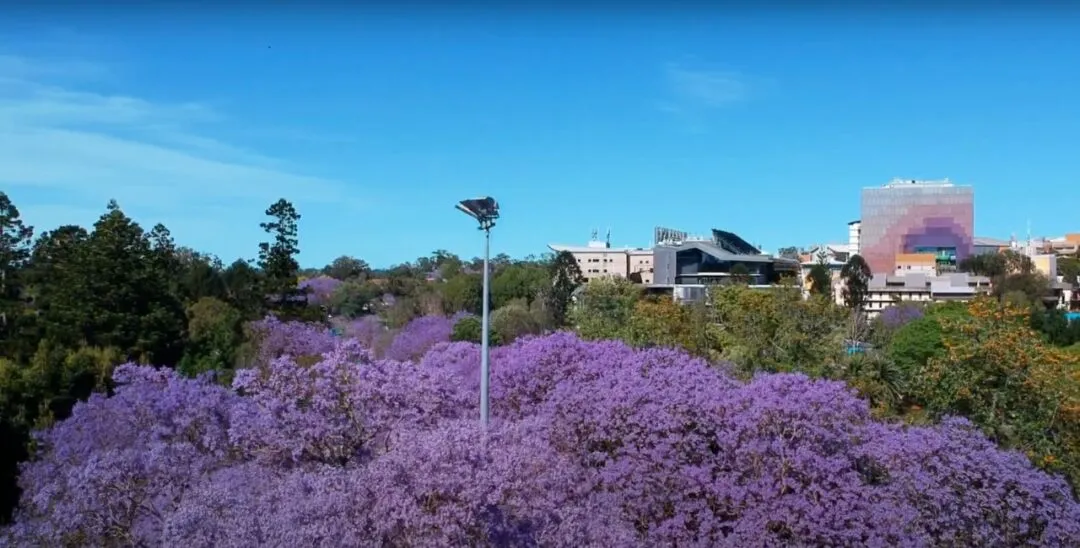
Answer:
[258,199,302,312]
[417,250,463,279]
[221,259,265,319]
[840,254,872,310]
[1060,256,1080,284]
[1031,308,1080,347]
[491,263,548,309]
[959,253,1008,277]
[451,315,483,344]
[807,263,832,298]
[178,297,243,378]
[82,202,186,364]
[323,255,370,281]
[383,297,420,329]
[710,285,846,377]
[729,263,751,285]
[571,277,642,340]
[964,250,1050,306]
[328,280,382,318]
[27,203,185,364]
[384,264,422,297]
[546,251,584,328]
[994,271,1051,308]
[24,226,92,351]
[491,300,543,344]
[177,249,228,303]
[440,273,483,315]
[0,192,33,349]
[885,302,969,375]
[777,246,800,260]
[625,297,717,358]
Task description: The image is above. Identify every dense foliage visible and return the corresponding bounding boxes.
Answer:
[5,327,1079,546]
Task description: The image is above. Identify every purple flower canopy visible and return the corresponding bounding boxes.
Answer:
[384,315,457,362]
[298,276,343,306]
[7,332,1079,546]
[879,302,926,329]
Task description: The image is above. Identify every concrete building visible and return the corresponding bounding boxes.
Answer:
[847,220,861,255]
[797,244,850,304]
[652,229,799,287]
[863,272,992,317]
[1035,233,1080,257]
[973,236,1011,256]
[859,178,975,275]
[1031,253,1058,279]
[628,249,655,284]
[548,231,653,283]
[894,253,938,275]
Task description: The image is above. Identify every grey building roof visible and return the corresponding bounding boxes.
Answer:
[867,272,992,293]
[974,236,1011,247]
[659,241,777,263]
[711,229,761,255]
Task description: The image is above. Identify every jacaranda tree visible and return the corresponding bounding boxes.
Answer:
[4,329,1079,546]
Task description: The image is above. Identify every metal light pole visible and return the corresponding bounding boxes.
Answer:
[455,197,500,427]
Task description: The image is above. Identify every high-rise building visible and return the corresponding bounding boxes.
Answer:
[859,178,974,274]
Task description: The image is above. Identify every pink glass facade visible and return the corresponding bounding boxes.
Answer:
[859,183,974,274]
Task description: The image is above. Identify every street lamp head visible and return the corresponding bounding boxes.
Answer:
[455,196,499,230]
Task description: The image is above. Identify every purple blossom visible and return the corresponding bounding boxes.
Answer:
[298,276,343,307]
[383,315,455,362]
[340,315,391,356]
[879,303,925,330]
[5,332,1079,546]
[244,315,337,368]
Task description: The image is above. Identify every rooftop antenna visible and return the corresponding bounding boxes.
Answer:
[590,228,598,241]
[605,227,611,247]
[1026,219,1033,256]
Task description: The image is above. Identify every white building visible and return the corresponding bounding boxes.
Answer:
[862,272,992,317]
[548,230,654,283]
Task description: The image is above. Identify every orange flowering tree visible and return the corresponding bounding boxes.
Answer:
[913,296,1080,487]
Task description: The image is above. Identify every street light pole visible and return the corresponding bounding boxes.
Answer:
[480,224,491,427]
[455,197,500,428]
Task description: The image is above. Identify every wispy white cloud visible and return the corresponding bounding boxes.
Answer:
[0,54,109,82]
[0,53,360,236]
[667,64,748,107]
[658,62,751,128]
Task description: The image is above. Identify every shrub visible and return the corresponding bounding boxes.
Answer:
[451,315,483,343]
[491,301,542,344]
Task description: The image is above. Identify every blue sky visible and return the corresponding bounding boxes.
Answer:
[2,7,1078,268]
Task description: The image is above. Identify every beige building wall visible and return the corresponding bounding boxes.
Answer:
[574,249,631,278]
[628,250,654,284]
[894,253,938,275]
[1031,254,1058,278]
[548,243,654,283]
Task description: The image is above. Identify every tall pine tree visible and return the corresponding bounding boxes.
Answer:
[546,250,585,327]
[257,199,302,314]
[0,192,33,350]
